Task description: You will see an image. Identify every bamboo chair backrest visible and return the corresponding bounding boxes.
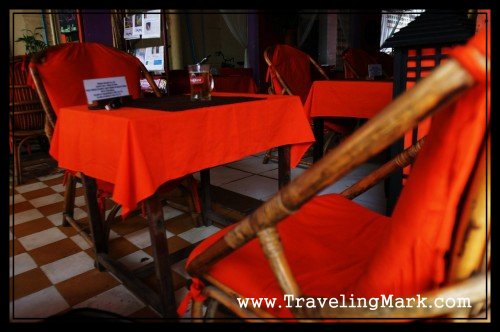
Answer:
[188,29,490,319]
[264,44,329,103]
[29,42,161,139]
[10,57,45,132]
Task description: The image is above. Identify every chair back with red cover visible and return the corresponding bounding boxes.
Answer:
[355,28,489,298]
[29,42,143,116]
[342,48,378,79]
[266,44,312,103]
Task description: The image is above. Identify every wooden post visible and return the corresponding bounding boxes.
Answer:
[80,174,108,271]
[143,193,177,318]
[313,117,324,162]
[278,145,291,188]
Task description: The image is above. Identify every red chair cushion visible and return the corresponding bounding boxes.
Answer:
[29,42,143,116]
[187,194,390,318]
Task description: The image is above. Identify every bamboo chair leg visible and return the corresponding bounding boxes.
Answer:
[204,297,219,322]
[62,173,76,227]
[191,299,204,322]
[262,148,273,164]
[13,141,22,185]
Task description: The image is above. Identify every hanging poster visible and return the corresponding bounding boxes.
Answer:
[144,46,164,71]
[142,9,161,39]
[124,16,138,40]
[133,14,143,37]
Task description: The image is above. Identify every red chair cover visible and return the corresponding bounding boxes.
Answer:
[266,45,312,104]
[182,28,489,318]
[342,48,378,79]
[29,42,143,116]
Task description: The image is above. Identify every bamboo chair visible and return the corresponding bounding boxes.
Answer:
[263,44,355,167]
[181,29,490,321]
[29,42,202,250]
[9,56,47,185]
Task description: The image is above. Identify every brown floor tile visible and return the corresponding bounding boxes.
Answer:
[10,268,52,301]
[37,201,64,217]
[29,238,82,266]
[42,176,64,187]
[165,214,197,235]
[58,224,80,237]
[56,269,119,306]
[107,238,140,260]
[75,187,84,196]
[10,240,26,257]
[143,236,192,258]
[10,201,35,215]
[21,187,57,200]
[111,215,148,236]
[141,269,186,294]
[84,248,95,260]
[128,306,162,319]
[11,217,54,238]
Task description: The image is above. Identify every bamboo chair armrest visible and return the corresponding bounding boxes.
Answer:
[292,272,489,319]
[341,138,425,200]
[187,58,477,279]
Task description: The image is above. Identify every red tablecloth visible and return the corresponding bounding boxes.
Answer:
[213,76,258,94]
[303,80,393,119]
[50,92,314,215]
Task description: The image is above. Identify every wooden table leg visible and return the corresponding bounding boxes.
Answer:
[313,117,324,162]
[200,168,212,226]
[143,193,177,318]
[278,145,291,188]
[80,174,108,271]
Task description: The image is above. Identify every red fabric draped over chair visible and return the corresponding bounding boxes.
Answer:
[29,42,143,116]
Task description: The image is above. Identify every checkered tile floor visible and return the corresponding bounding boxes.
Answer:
[9,169,224,321]
[10,150,386,321]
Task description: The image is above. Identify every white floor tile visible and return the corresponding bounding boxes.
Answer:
[12,286,69,319]
[10,253,37,277]
[10,209,44,226]
[47,208,86,226]
[76,182,83,188]
[193,166,252,186]
[18,228,67,251]
[12,194,26,205]
[73,285,145,317]
[171,258,189,280]
[40,252,94,284]
[37,172,64,182]
[220,175,278,201]
[163,206,184,220]
[29,193,64,208]
[226,156,278,174]
[117,250,153,271]
[124,228,151,249]
[50,184,66,193]
[70,234,91,250]
[109,230,120,240]
[175,286,189,308]
[74,196,86,207]
[259,166,306,180]
[15,182,48,194]
[178,225,220,244]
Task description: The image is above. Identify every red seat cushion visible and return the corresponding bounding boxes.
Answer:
[187,194,390,318]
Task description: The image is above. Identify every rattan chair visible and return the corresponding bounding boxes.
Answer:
[9,56,48,185]
[29,42,202,251]
[263,44,356,166]
[181,29,489,321]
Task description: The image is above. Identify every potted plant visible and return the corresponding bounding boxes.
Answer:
[15,27,48,55]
